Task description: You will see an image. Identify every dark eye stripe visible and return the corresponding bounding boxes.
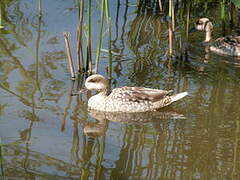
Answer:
[204,20,210,30]
[196,20,202,25]
[89,78,101,83]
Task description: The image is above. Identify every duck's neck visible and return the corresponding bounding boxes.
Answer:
[205,31,212,42]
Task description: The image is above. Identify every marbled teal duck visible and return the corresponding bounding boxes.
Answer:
[192,18,240,56]
[85,74,188,112]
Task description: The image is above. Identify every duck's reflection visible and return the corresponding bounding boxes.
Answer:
[83,107,186,137]
[83,119,107,137]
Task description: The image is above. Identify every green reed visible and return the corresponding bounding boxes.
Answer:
[105,0,112,78]
[66,0,240,78]
[220,0,226,34]
[95,0,105,73]
[86,0,93,73]
[186,2,190,39]
[168,0,173,57]
[78,0,111,75]
[0,2,4,29]
[38,0,42,18]
[62,0,113,77]
[77,0,84,72]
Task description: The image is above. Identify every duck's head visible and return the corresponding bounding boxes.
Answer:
[195,18,213,32]
[85,74,108,91]
[190,18,213,42]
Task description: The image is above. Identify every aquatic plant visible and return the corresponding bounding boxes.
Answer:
[0,139,5,180]
[77,0,84,72]
[64,0,112,77]
[105,0,112,78]
[86,0,93,73]
[38,0,42,18]
[168,0,174,57]
[0,2,4,29]
[95,0,105,73]
[63,0,240,79]
[64,32,76,80]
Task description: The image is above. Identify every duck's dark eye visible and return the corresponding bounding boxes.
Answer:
[196,20,203,25]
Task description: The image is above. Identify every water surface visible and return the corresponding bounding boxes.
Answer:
[0,0,240,179]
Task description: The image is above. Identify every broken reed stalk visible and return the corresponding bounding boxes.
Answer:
[105,0,112,79]
[86,0,93,74]
[63,32,76,80]
[94,0,105,73]
[77,0,84,73]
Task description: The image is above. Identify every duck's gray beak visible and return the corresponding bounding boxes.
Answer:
[71,88,88,96]
[79,88,88,93]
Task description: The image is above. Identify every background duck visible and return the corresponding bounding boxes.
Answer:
[192,18,240,56]
[85,74,188,112]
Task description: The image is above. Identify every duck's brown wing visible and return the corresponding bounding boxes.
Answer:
[113,86,172,102]
[224,36,240,46]
[215,36,240,47]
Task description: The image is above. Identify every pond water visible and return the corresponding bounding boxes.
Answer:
[1,0,240,179]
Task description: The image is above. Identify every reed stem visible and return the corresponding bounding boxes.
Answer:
[186,2,190,39]
[169,0,172,17]
[38,0,42,18]
[36,1,43,96]
[77,0,84,73]
[63,32,76,80]
[0,2,4,29]
[158,0,163,12]
[95,0,105,73]
[86,0,93,73]
[221,0,226,35]
[171,0,175,31]
[105,0,112,79]
[168,0,173,57]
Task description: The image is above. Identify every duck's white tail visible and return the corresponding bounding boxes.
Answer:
[171,92,188,103]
